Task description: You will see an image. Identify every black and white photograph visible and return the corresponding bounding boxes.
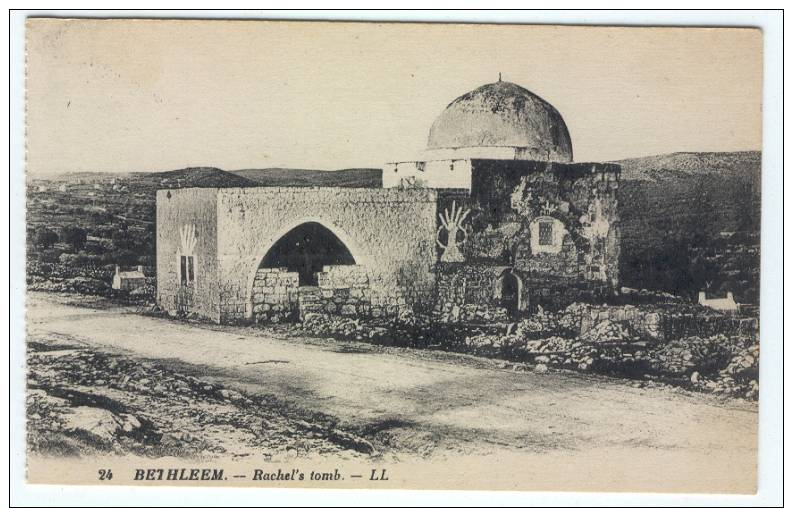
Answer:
[10,11,783,503]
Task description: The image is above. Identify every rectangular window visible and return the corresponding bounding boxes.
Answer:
[538,221,553,246]
[180,255,195,286]
[187,256,194,284]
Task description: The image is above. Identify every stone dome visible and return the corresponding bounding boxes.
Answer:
[427,80,573,162]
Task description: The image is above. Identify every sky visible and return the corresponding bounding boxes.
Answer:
[26,19,763,175]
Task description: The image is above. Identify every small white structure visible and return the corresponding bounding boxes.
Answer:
[112,265,146,291]
[698,291,738,313]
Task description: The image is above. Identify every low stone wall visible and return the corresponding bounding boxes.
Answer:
[311,265,413,319]
[250,268,299,323]
[565,302,759,342]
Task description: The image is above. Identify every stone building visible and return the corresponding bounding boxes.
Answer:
[157,79,621,324]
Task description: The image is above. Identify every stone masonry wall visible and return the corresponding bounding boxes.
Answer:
[250,268,299,323]
[433,264,510,323]
[433,263,614,322]
[156,188,219,321]
[520,275,613,311]
[301,265,414,320]
[214,187,438,323]
[564,302,759,342]
[467,160,621,287]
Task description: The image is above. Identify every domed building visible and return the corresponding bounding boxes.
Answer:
[157,79,621,325]
[426,79,573,163]
[382,79,621,317]
[384,78,583,189]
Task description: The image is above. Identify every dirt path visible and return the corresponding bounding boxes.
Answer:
[26,292,757,490]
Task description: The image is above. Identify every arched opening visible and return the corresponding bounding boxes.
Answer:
[259,221,355,286]
[499,269,523,320]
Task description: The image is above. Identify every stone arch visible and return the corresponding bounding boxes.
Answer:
[495,268,523,319]
[260,222,356,286]
[244,217,369,319]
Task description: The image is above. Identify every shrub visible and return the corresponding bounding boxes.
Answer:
[61,225,88,252]
[59,252,102,268]
[33,228,59,250]
[101,249,139,266]
[37,248,62,264]
[111,230,136,251]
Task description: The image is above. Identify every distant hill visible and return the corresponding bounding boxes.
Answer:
[232,167,382,188]
[616,151,761,182]
[615,151,761,251]
[152,167,258,189]
[31,167,258,189]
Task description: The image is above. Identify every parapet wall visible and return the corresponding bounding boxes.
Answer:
[302,265,414,320]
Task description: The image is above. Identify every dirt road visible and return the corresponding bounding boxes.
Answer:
[25,292,757,492]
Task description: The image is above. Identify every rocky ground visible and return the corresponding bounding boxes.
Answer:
[25,292,759,470]
[298,305,759,400]
[27,334,373,460]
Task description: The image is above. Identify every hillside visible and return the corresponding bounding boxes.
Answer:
[31,167,258,189]
[614,151,761,303]
[232,167,382,188]
[616,151,760,248]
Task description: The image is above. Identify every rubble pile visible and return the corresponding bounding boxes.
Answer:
[299,312,493,350]
[294,305,758,400]
[646,336,732,376]
[46,351,250,405]
[649,334,759,399]
[579,319,635,343]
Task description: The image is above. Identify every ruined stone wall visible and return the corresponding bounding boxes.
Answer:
[433,264,511,323]
[466,160,621,287]
[250,268,299,323]
[214,187,438,323]
[156,188,219,321]
[433,263,616,323]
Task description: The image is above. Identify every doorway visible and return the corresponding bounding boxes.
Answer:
[259,221,355,286]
